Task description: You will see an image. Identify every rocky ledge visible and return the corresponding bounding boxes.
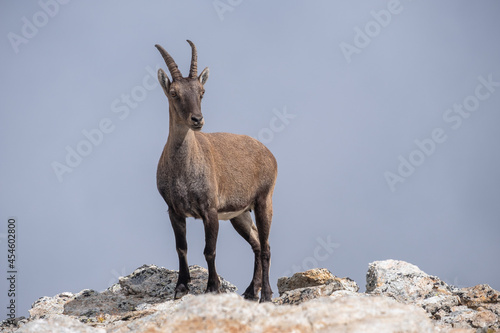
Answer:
[1,260,499,332]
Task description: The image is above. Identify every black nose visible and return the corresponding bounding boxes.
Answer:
[191,115,203,124]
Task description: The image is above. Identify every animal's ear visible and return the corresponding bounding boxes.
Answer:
[158,68,171,96]
[199,67,209,86]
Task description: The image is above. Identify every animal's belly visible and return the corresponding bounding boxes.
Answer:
[184,206,250,221]
[160,175,252,220]
[217,207,249,221]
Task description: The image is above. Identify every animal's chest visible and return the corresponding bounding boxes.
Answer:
[158,160,213,218]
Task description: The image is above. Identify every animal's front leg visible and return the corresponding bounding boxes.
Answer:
[169,209,190,299]
[203,209,220,293]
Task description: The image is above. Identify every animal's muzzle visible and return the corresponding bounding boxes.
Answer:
[190,115,204,130]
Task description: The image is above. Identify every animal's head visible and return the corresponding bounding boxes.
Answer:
[155,40,209,131]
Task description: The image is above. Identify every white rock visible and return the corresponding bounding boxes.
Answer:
[366,260,452,303]
[17,315,105,333]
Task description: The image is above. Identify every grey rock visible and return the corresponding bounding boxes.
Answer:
[437,306,496,330]
[366,259,500,331]
[117,264,236,298]
[24,264,236,329]
[7,260,500,332]
[0,317,28,333]
[366,260,452,303]
[419,295,460,315]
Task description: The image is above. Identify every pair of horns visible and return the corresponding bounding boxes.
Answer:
[155,40,198,81]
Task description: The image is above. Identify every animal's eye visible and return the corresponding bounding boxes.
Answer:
[170,91,178,98]
[200,90,205,98]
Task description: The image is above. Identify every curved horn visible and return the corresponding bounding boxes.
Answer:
[186,40,197,78]
[155,44,182,81]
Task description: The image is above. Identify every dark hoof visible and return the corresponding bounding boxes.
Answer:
[259,288,273,303]
[205,283,221,294]
[259,296,272,303]
[243,292,259,301]
[174,283,189,299]
[242,283,261,301]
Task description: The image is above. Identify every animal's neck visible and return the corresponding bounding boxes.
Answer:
[166,104,198,158]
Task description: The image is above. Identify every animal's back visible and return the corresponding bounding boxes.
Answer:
[197,132,277,214]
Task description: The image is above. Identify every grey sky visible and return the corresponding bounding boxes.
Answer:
[1,0,499,319]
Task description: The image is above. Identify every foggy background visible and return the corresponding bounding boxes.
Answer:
[1,0,499,320]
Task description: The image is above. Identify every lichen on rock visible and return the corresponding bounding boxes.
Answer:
[274,268,359,305]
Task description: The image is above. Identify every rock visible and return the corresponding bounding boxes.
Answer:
[277,268,358,296]
[419,294,460,316]
[301,294,435,333]
[433,284,500,330]
[436,305,499,330]
[366,260,452,303]
[127,292,434,333]
[62,288,136,317]
[484,303,500,316]
[60,264,236,319]
[274,285,360,306]
[118,264,236,298]
[29,292,75,319]
[5,260,499,332]
[366,260,500,331]
[17,315,105,333]
[277,268,335,294]
[435,285,500,330]
[21,264,237,330]
[438,306,492,330]
[0,318,28,333]
[454,284,500,308]
[275,268,359,305]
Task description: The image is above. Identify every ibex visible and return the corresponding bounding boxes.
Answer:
[155,40,278,302]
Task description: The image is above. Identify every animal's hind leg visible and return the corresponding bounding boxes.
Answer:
[230,211,262,301]
[254,194,273,302]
